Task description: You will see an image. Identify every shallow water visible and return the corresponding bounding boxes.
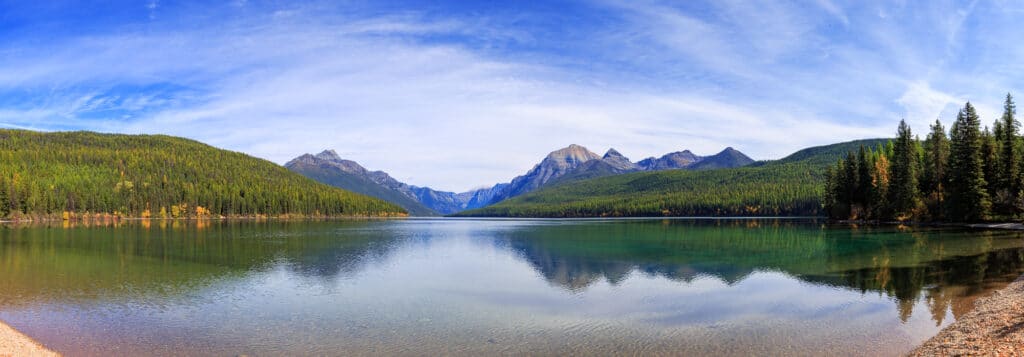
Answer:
[1,218,1022,356]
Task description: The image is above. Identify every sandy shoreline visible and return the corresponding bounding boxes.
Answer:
[0,321,58,357]
[910,275,1024,356]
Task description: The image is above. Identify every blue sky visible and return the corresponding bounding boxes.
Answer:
[0,0,1021,191]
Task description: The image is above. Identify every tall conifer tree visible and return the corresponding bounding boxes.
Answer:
[842,151,858,217]
[921,120,949,218]
[856,145,873,209]
[823,165,837,215]
[981,127,1000,199]
[998,93,1020,212]
[946,102,991,221]
[887,120,918,219]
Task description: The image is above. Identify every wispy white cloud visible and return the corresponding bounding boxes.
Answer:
[896,81,960,129]
[814,0,850,26]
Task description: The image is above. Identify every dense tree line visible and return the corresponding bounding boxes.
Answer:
[825,95,1023,222]
[457,163,824,218]
[0,130,405,220]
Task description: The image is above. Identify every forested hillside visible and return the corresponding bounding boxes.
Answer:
[455,139,888,217]
[0,130,405,220]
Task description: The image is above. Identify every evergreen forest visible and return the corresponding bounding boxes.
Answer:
[825,95,1022,222]
[0,130,405,220]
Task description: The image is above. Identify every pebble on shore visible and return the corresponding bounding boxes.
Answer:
[910,276,1024,356]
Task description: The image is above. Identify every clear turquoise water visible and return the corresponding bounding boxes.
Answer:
[1,218,1022,356]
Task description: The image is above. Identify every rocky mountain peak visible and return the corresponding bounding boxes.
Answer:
[686,147,755,170]
[315,149,342,161]
[603,148,625,159]
[638,149,702,170]
[599,148,639,172]
[545,144,600,165]
[287,149,368,175]
[712,147,749,158]
[668,150,698,159]
[488,144,601,204]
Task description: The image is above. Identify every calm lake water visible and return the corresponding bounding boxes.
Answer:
[1,218,1023,356]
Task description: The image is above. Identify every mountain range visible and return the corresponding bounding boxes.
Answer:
[456,139,889,218]
[286,145,754,215]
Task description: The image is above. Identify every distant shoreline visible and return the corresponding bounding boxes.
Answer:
[0,215,409,224]
[836,219,1024,231]
[966,222,1024,230]
[0,320,58,356]
[5,215,1024,227]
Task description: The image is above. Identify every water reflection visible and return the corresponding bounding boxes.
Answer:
[496,219,1024,323]
[0,220,403,307]
[1,218,1023,356]
[4,219,1024,322]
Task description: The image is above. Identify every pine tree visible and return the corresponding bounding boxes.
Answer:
[887,120,919,220]
[855,146,874,213]
[829,160,850,218]
[946,102,992,221]
[824,165,837,216]
[921,119,949,218]
[997,93,1020,214]
[843,151,859,218]
[981,127,1000,200]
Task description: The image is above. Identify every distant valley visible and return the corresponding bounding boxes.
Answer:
[286,145,754,215]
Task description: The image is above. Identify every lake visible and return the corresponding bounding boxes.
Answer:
[1,218,1022,356]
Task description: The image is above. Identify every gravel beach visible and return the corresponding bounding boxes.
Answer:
[0,321,57,357]
[910,275,1024,356]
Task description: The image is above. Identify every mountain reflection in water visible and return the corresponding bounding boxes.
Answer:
[1,218,1022,356]
[496,219,1024,324]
